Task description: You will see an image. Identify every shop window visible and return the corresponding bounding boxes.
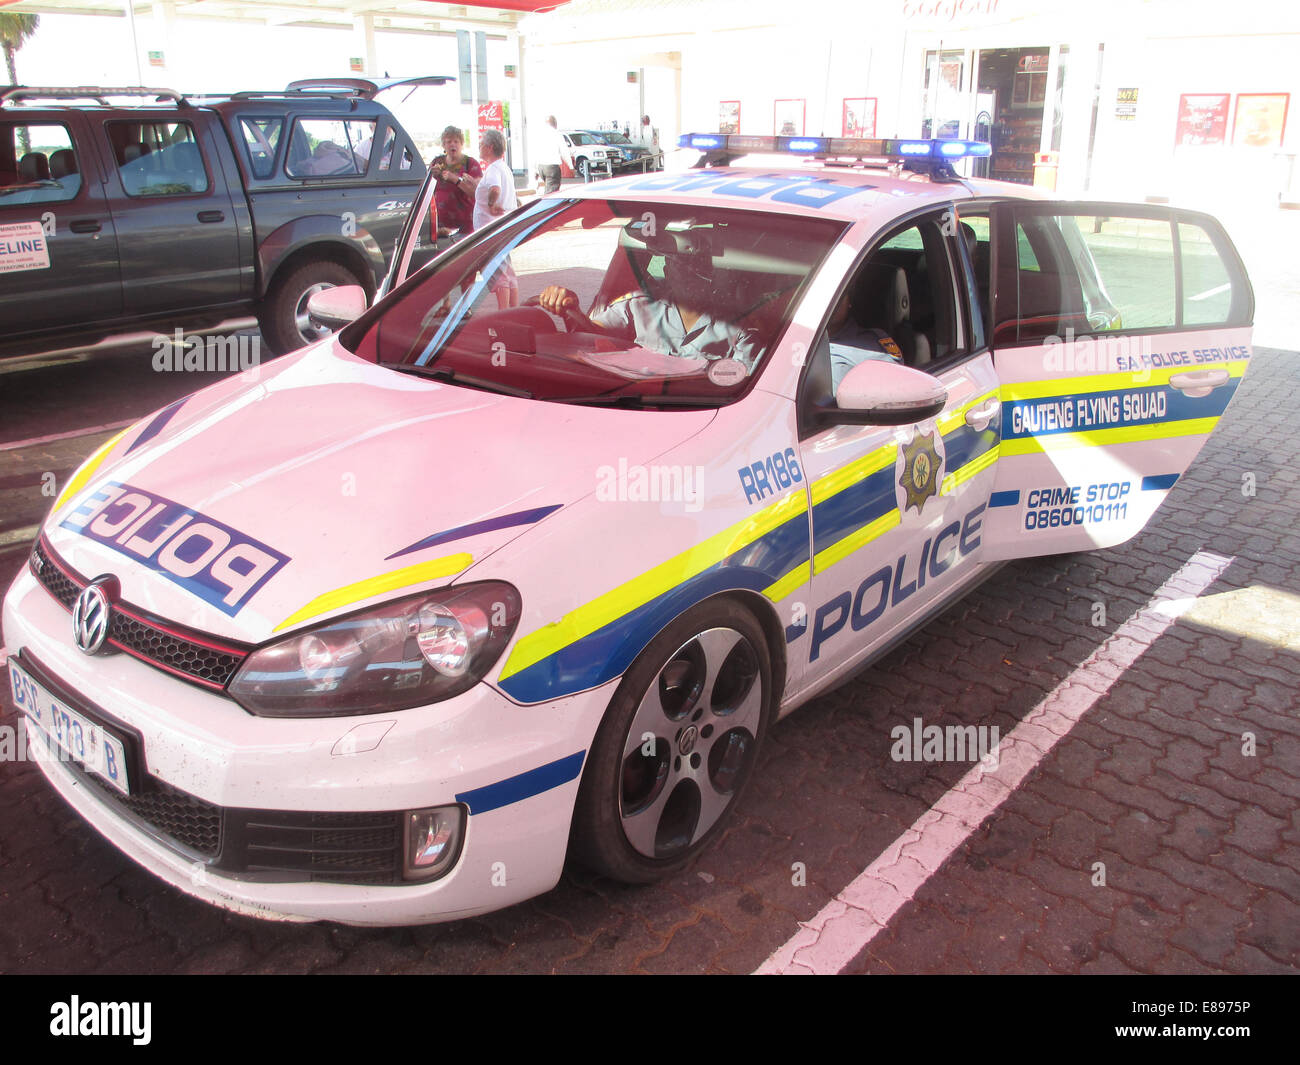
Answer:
[108,120,209,197]
[0,122,81,204]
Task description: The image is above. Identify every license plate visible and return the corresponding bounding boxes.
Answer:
[8,658,131,795]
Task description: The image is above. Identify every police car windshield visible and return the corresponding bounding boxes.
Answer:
[348,197,846,407]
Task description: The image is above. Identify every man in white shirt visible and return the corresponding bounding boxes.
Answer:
[537,251,761,373]
[475,128,519,308]
[535,115,563,193]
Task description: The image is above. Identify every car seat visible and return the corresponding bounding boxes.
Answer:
[853,262,930,365]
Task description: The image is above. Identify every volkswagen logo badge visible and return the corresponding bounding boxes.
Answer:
[72,580,114,655]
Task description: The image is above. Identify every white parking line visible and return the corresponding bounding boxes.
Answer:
[0,419,135,453]
[755,549,1234,975]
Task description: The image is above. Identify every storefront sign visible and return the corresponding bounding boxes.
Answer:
[1115,87,1139,120]
[1175,94,1229,146]
[902,0,1001,22]
[478,101,505,133]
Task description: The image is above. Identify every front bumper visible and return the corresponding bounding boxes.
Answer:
[3,565,613,925]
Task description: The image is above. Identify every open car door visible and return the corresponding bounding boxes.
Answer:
[979,201,1253,558]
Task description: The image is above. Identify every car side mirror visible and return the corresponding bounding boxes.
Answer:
[810,360,948,427]
[307,285,368,331]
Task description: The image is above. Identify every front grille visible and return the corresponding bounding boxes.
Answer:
[34,543,79,608]
[108,612,244,688]
[241,811,405,883]
[84,770,223,857]
[31,539,250,692]
[72,758,404,884]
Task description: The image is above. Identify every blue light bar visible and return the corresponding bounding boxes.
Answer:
[676,133,993,169]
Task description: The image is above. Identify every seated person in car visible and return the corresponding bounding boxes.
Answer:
[537,249,761,372]
[827,288,902,392]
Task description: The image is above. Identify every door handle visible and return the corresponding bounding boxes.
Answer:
[69,219,102,234]
[964,398,1000,430]
[1169,369,1230,398]
[197,210,225,223]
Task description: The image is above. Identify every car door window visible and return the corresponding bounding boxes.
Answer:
[285,118,376,178]
[107,120,209,197]
[239,117,282,179]
[801,212,963,417]
[989,208,1245,344]
[1,122,82,204]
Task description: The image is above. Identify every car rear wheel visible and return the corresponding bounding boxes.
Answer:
[570,600,773,883]
[259,260,365,356]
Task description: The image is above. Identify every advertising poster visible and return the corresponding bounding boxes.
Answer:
[1233,93,1289,147]
[843,98,877,138]
[774,99,805,137]
[1175,94,1230,146]
[719,100,740,134]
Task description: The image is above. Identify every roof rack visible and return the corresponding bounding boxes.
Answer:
[0,86,187,107]
[677,133,992,182]
[227,88,365,102]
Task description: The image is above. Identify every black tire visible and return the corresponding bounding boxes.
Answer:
[258,259,365,356]
[577,157,590,182]
[570,598,774,883]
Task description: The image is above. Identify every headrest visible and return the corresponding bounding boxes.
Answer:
[49,149,77,180]
[853,262,909,331]
[19,152,50,181]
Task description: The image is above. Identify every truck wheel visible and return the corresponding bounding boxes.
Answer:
[569,599,774,883]
[578,157,591,182]
[259,260,364,356]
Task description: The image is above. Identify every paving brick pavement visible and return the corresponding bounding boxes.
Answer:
[0,349,1295,974]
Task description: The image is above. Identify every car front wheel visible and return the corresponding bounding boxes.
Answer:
[570,599,774,883]
[577,157,591,182]
[259,260,366,356]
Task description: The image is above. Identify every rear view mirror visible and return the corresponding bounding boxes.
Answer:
[307,285,368,331]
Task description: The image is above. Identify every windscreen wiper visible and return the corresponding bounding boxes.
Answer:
[380,362,533,399]
[549,393,724,408]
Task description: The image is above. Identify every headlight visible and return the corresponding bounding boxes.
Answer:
[228,582,521,717]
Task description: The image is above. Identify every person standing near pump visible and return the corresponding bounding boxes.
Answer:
[475,128,519,309]
[535,115,563,194]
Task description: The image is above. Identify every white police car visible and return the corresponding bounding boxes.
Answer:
[2,134,1253,924]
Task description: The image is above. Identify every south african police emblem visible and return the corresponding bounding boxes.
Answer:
[899,430,942,514]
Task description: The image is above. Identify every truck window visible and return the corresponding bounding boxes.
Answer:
[239,117,282,180]
[107,120,210,197]
[285,118,376,178]
[0,122,81,204]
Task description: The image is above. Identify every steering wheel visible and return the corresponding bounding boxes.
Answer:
[524,293,587,331]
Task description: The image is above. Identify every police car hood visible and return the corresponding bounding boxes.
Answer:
[45,342,714,643]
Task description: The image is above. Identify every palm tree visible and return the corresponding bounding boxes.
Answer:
[1,12,40,154]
